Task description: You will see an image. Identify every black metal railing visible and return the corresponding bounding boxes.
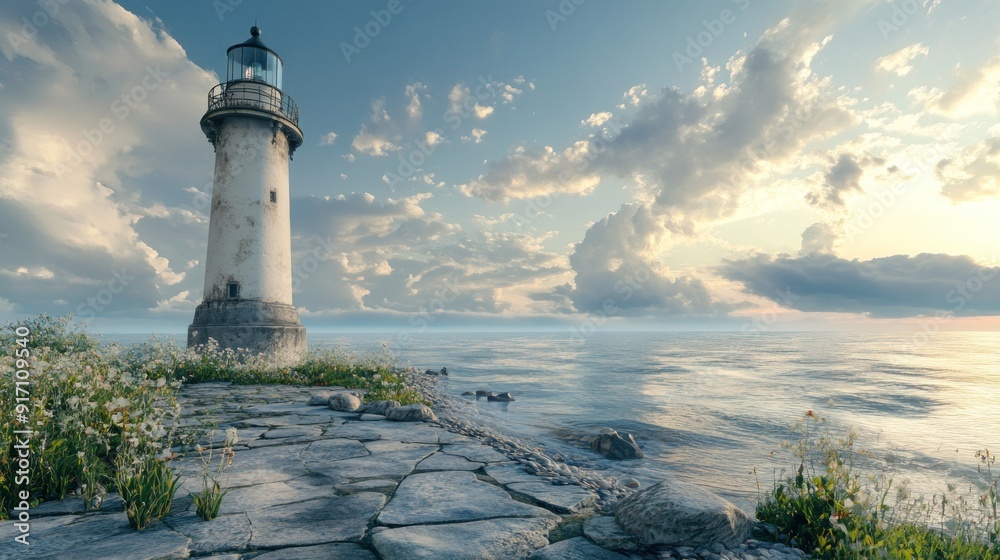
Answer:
[207,81,299,126]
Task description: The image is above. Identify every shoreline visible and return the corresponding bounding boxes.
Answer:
[1,374,807,559]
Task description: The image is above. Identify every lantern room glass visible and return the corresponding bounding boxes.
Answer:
[226,46,282,89]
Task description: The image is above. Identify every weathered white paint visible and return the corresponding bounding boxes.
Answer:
[202,116,293,304]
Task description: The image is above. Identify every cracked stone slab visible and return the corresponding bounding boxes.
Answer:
[252,542,378,560]
[262,426,324,440]
[485,464,545,485]
[335,479,398,494]
[0,512,191,559]
[372,517,556,560]
[506,481,597,514]
[377,471,558,527]
[301,438,370,464]
[527,536,629,560]
[307,442,437,482]
[202,444,310,487]
[583,515,640,551]
[165,511,251,555]
[415,451,485,472]
[326,421,442,442]
[247,492,386,548]
[441,442,512,464]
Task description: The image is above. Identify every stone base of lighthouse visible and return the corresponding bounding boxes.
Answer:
[187,300,306,366]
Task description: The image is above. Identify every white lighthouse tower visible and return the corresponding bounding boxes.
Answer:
[188,25,306,363]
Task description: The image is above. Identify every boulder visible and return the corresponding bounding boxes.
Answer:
[385,404,437,422]
[590,428,643,460]
[328,392,362,412]
[613,478,753,548]
[487,392,515,402]
[440,367,448,375]
[358,400,400,415]
[307,393,331,406]
[475,390,495,398]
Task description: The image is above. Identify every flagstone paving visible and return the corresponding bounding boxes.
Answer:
[0,383,617,560]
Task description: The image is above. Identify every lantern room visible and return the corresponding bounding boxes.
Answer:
[226,25,283,89]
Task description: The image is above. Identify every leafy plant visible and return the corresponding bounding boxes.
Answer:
[116,456,180,530]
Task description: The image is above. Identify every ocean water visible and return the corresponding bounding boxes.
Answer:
[108,330,1000,512]
[311,331,1000,512]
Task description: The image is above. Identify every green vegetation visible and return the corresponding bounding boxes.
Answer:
[0,314,422,524]
[757,411,1000,559]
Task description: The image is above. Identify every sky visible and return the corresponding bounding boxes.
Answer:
[1,0,999,334]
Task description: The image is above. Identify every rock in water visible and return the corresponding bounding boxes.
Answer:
[358,400,400,415]
[487,392,515,402]
[613,478,753,548]
[475,390,495,398]
[385,404,437,422]
[590,428,643,460]
[328,392,362,412]
[440,367,448,375]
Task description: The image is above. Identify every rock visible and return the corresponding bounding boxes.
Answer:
[487,392,515,402]
[583,515,640,551]
[377,471,556,526]
[506,481,597,514]
[385,403,437,422]
[461,391,476,396]
[307,393,331,406]
[614,478,753,548]
[527,536,629,560]
[252,543,377,560]
[415,452,485,472]
[358,399,400,415]
[621,477,641,489]
[328,392,362,412]
[248,492,386,548]
[590,428,643,460]
[372,517,556,560]
[424,369,439,375]
[475,390,495,398]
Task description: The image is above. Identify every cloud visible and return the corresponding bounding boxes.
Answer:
[566,203,730,316]
[405,82,427,121]
[0,1,216,320]
[351,98,400,156]
[319,131,338,146]
[424,130,444,147]
[720,253,1000,318]
[460,128,487,144]
[935,135,1000,202]
[457,143,601,202]
[908,55,1000,116]
[799,222,838,256]
[876,43,928,77]
[806,153,866,209]
[582,112,613,127]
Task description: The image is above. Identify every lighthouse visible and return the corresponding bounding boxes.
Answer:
[188,25,306,363]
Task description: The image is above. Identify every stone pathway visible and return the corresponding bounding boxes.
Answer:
[1,382,808,559]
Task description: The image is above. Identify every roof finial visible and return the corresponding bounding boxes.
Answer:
[250,20,260,37]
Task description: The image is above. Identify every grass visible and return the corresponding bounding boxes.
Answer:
[0,314,424,524]
[756,411,1000,559]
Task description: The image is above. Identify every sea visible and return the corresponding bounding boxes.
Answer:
[112,330,1000,513]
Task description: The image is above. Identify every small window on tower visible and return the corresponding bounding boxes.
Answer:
[269,190,277,203]
[227,282,240,299]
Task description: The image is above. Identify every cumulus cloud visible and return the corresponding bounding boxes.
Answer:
[351,98,400,156]
[461,128,487,144]
[799,222,838,256]
[720,253,1000,317]
[566,204,729,316]
[876,43,928,77]
[582,112,613,127]
[319,132,338,146]
[806,153,866,209]
[908,55,1000,116]
[0,1,217,319]
[935,135,1000,202]
[405,82,427,121]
